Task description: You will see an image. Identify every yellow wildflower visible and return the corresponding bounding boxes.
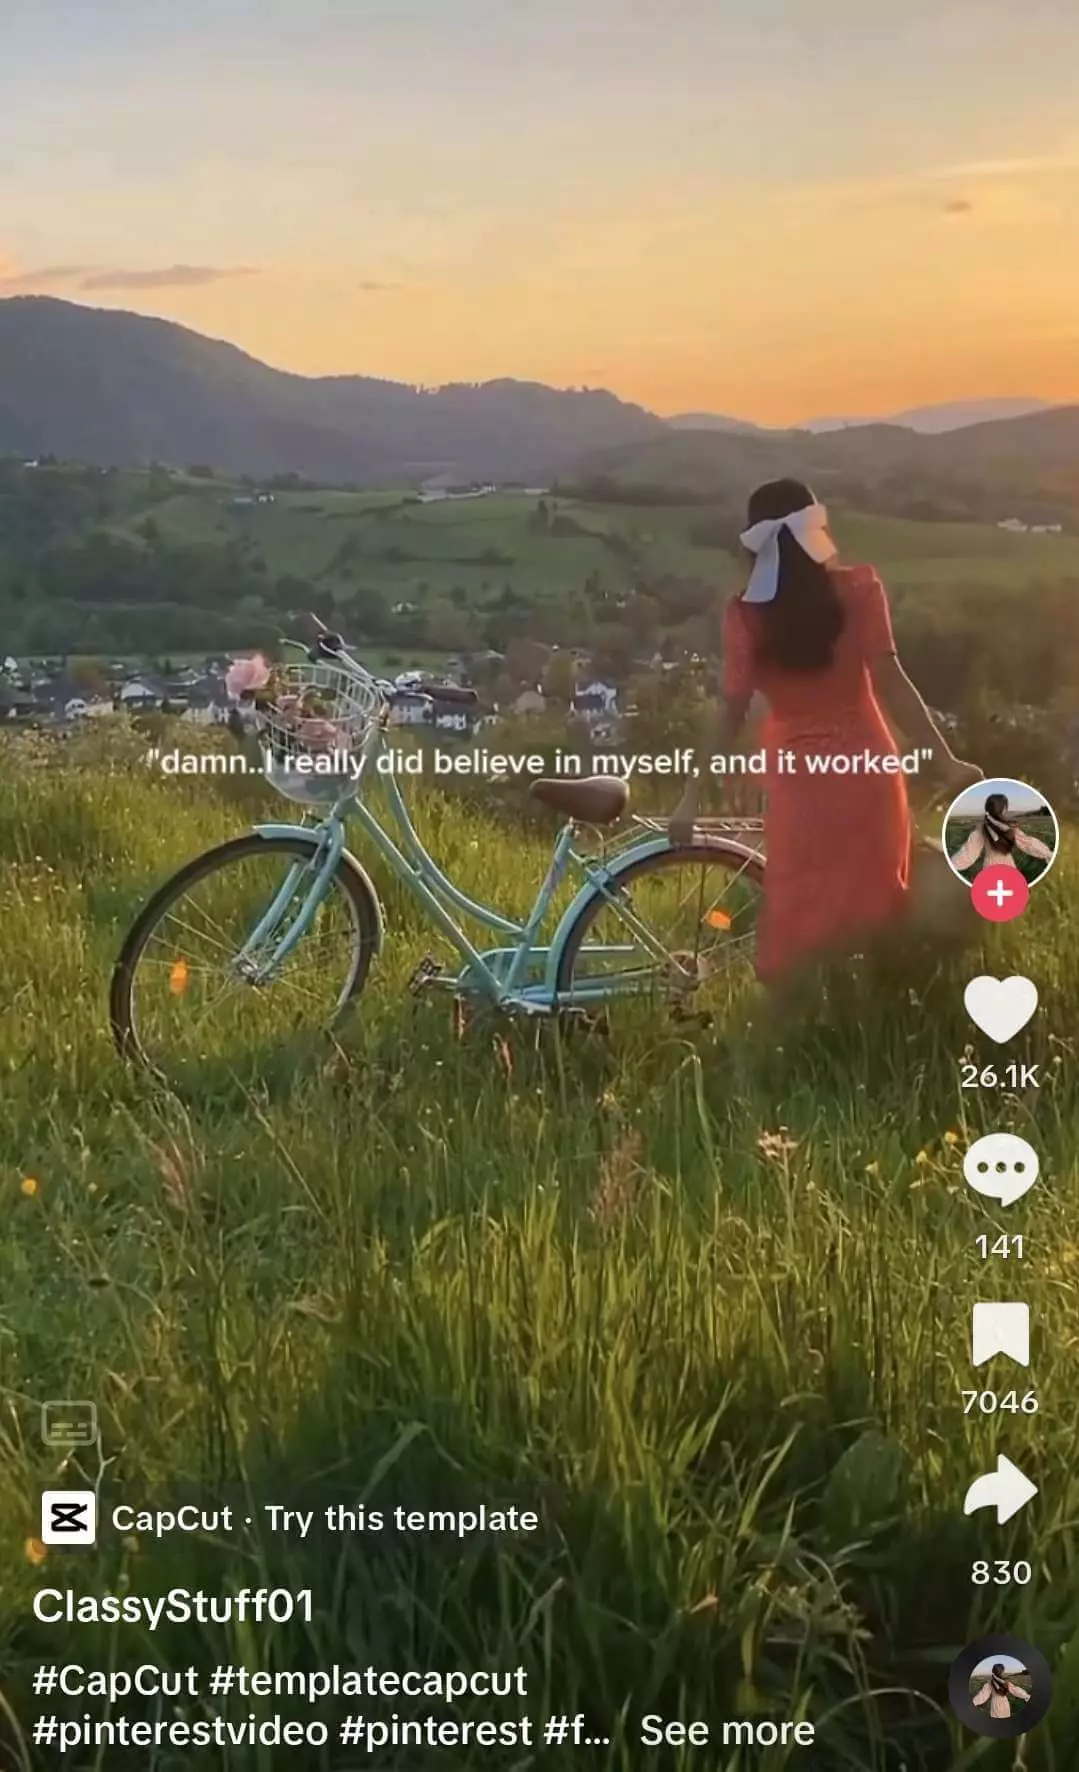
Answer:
[757,1129,799,1160]
[25,1537,47,1565]
[20,1176,39,1197]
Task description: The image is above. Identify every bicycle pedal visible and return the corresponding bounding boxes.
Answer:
[408,955,444,995]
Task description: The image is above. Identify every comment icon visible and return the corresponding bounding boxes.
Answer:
[963,1134,1039,1207]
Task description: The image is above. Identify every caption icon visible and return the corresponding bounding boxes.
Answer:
[40,1400,99,1448]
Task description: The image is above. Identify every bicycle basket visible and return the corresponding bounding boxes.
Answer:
[254,659,383,805]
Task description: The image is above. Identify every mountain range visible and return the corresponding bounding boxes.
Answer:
[802,397,1057,433]
[669,398,1058,436]
[0,297,663,485]
[0,296,1075,507]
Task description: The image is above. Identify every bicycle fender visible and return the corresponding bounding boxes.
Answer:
[252,824,385,955]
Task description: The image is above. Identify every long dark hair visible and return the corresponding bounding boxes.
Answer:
[983,791,1016,853]
[744,478,844,673]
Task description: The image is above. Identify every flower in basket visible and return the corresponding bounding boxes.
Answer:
[295,716,341,752]
[225,654,273,698]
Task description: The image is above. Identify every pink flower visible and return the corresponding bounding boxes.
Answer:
[225,654,272,697]
[295,717,340,751]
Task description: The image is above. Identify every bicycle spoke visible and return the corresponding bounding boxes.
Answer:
[561,848,762,1011]
[119,840,368,1081]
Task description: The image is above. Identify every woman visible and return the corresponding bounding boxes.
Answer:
[971,1662,1030,1720]
[949,790,1053,877]
[669,479,981,986]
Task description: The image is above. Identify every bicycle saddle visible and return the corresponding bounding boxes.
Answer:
[530,775,629,825]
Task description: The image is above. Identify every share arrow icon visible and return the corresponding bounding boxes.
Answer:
[963,1455,1038,1524]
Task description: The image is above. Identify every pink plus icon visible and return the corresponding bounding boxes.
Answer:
[971,865,1029,922]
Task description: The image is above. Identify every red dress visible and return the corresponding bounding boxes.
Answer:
[723,564,911,981]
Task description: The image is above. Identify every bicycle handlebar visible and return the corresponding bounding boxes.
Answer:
[296,612,478,707]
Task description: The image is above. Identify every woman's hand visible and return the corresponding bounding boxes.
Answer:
[668,785,701,848]
[940,755,983,793]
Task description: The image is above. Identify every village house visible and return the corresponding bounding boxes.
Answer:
[117,676,165,711]
[180,674,233,724]
[389,691,429,728]
[57,686,113,720]
[573,680,619,721]
[417,477,497,504]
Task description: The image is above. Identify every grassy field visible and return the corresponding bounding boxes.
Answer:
[101,481,1079,612]
[2,724,1079,1769]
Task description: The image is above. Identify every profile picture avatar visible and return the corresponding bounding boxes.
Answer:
[949,1635,1052,1739]
[943,777,1059,888]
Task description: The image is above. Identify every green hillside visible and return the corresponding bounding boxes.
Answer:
[6,463,1079,726]
[576,404,1079,522]
[105,477,1079,604]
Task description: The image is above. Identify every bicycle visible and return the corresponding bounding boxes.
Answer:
[110,616,765,1083]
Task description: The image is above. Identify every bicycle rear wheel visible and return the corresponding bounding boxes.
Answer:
[555,840,763,1012]
[110,833,379,1084]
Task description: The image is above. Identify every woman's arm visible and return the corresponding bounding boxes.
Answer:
[1014,829,1053,861]
[669,596,753,844]
[668,693,750,844]
[870,652,980,789]
[949,828,985,871]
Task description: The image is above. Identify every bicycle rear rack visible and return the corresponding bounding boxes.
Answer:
[631,815,766,835]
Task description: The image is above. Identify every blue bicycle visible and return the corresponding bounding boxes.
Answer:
[110,617,764,1082]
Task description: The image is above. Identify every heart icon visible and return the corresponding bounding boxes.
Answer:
[964,975,1038,1045]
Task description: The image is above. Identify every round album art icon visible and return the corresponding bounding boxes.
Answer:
[949,1635,1052,1739]
[943,777,1059,893]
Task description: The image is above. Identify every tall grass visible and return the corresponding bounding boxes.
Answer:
[1,724,1077,1769]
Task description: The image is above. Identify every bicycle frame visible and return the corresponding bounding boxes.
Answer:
[241,714,763,1013]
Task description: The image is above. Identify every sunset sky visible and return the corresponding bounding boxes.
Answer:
[3,0,1079,423]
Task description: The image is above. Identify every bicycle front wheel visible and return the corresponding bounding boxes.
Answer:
[110,833,380,1084]
[555,840,763,1013]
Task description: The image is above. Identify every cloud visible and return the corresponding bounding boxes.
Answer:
[0,261,260,294]
[358,279,399,291]
[927,151,1079,181]
[780,142,1079,214]
[0,264,88,289]
[79,264,258,290]
[943,198,974,214]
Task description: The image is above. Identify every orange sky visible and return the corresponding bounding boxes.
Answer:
[3,1,1079,422]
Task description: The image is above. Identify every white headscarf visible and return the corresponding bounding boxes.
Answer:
[739,502,836,604]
